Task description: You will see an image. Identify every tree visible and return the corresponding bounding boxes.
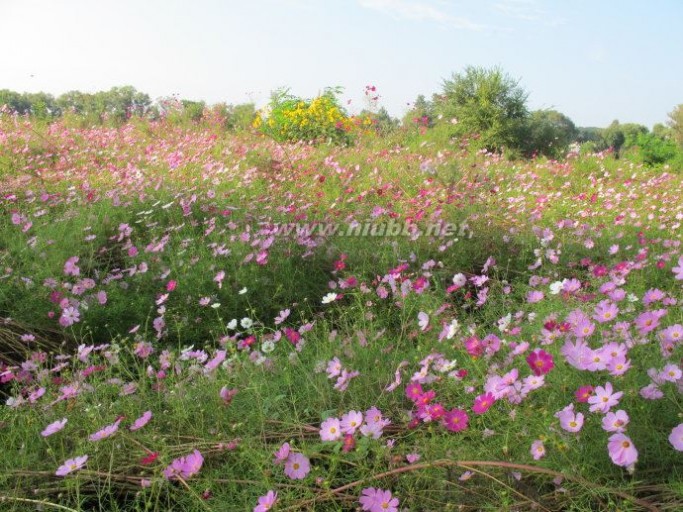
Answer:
[434,66,529,151]
[668,104,683,148]
[601,120,626,156]
[524,109,578,158]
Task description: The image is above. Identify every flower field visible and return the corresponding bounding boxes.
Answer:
[1,113,682,511]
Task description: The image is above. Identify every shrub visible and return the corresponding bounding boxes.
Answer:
[433,66,529,152]
[254,88,353,144]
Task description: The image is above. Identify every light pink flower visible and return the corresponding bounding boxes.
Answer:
[320,417,342,441]
[254,490,278,512]
[41,418,68,437]
[56,455,88,476]
[607,433,638,468]
[129,411,152,432]
[283,452,310,480]
[359,487,399,512]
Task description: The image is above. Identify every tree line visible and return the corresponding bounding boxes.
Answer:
[2,70,683,165]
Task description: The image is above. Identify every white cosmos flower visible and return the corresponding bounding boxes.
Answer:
[226,319,237,330]
[240,317,253,329]
[549,281,564,295]
[322,292,338,304]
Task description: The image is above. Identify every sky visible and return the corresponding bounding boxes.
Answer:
[2,0,682,127]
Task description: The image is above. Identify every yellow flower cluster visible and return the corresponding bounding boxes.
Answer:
[254,94,354,143]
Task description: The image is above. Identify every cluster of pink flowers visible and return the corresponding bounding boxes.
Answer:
[319,407,390,443]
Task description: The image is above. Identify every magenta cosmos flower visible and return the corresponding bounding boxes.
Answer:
[254,490,278,512]
[283,452,310,480]
[41,418,68,437]
[607,433,638,468]
[472,392,495,415]
[669,424,683,451]
[443,408,469,433]
[359,487,400,512]
[526,349,554,376]
[56,455,88,476]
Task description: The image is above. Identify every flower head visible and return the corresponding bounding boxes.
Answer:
[42,418,68,437]
[283,452,310,480]
[359,487,399,512]
[254,490,278,512]
[56,455,88,476]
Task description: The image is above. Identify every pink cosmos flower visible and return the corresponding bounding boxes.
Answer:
[326,357,342,379]
[214,270,225,288]
[530,440,546,460]
[163,449,204,480]
[320,417,342,441]
[283,452,310,480]
[555,404,584,433]
[607,433,638,468]
[418,311,429,331]
[273,442,290,465]
[660,364,682,382]
[359,488,399,512]
[527,291,544,304]
[340,410,363,435]
[588,382,623,413]
[254,490,278,512]
[593,300,619,323]
[59,306,80,327]
[669,424,683,451]
[220,387,238,405]
[672,256,683,280]
[640,383,664,400]
[472,392,495,415]
[443,408,469,433]
[89,418,121,441]
[129,411,152,432]
[526,349,554,376]
[56,455,88,476]
[41,418,68,437]
[63,256,80,276]
[134,341,154,359]
[575,385,594,403]
[602,410,629,433]
[406,453,421,464]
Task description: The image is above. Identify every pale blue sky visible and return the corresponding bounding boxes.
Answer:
[2,0,682,127]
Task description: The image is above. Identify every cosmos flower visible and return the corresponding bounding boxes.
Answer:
[56,455,88,476]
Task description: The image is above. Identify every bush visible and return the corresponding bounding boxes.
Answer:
[254,88,353,144]
[434,66,529,152]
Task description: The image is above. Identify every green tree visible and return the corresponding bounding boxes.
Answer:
[601,120,626,156]
[524,109,578,158]
[434,66,529,151]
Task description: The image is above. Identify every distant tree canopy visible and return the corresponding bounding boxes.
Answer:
[433,66,529,151]
[0,86,257,129]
